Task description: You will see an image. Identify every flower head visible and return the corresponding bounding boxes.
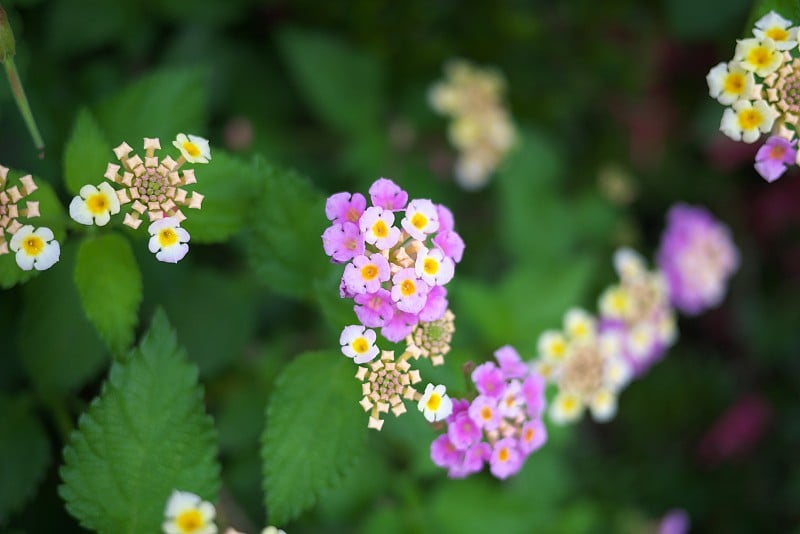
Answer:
[735,37,783,77]
[173,133,211,164]
[406,309,455,365]
[706,62,757,105]
[656,204,739,315]
[340,324,380,364]
[754,135,797,182]
[720,99,778,143]
[162,490,217,534]
[69,182,120,226]
[359,206,401,250]
[355,350,422,430]
[148,217,190,263]
[415,247,455,286]
[344,253,391,294]
[325,192,366,225]
[402,199,440,240]
[489,437,523,479]
[390,268,430,313]
[10,225,59,271]
[753,11,798,50]
[418,383,453,422]
[0,164,42,259]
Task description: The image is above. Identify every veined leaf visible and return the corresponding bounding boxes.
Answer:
[262,350,367,525]
[74,233,142,356]
[63,108,111,195]
[59,310,220,534]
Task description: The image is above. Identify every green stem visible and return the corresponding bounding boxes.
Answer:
[4,58,45,158]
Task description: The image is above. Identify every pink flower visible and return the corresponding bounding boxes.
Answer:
[325,192,366,224]
[468,395,502,431]
[436,204,455,232]
[322,222,364,263]
[415,247,455,286]
[353,288,395,327]
[390,268,430,314]
[381,310,418,342]
[447,411,482,450]
[754,136,796,183]
[497,380,523,418]
[417,285,448,322]
[471,362,506,398]
[369,178,408,210]
[459,442,491,477]
[430,434,461,469]
[402,199,440,240]
[360,206,401,250]
[489,437,523,479]
[432,230,465,263]
[343,253,391,294]
[494,345,529,379]
[519,419,547,455]
[521,373,546,418]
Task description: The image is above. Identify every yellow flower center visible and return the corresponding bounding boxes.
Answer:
[182,141,201,158]
[86,192,109,215]
[22,235,44,256]
[505,395,515,407]
[610,291,629,313]
[747,46,772,68]
[372,220,388,238]
[562,396,577,412]
[480,406,493,421]
[426,393,442,412]
[550,340,566,359]
[361,264,379,280]
[738,108,763,130]
[411,212,428,230]
[498,447,510,462]
[351,337,369,354]
[423,258,439,275]
[723,72,745,94]
[524,427,535,443]
[176,509,203,533]
[159,228,179,248]
[767,27,789,41]
[400,278,416,296]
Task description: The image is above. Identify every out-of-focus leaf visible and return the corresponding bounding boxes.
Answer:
[63,108,110,195]
[95,68,207,144]
[277,27,383,134]
[0,396,50,524]
[74,233,142,356]
[261,350,367,525]
[18,242,107,396]
[666,0,751,40]
[60,310,220,534]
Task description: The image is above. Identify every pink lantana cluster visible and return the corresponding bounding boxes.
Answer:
[430,346,547,480]
[322,178,464,342]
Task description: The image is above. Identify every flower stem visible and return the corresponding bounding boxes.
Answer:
[4,58,45,158]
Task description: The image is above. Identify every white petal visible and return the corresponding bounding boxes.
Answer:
[33,227,54,242]
[79,184,99,199]
[69,197,93,225]
[94,211,111,226]
[15,249,34,270]
[156,243,189,263]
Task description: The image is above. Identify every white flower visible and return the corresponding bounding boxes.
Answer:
[564,308,596,342]
[339,325,379,364]
[9,225,60,271]
[734,37,783,77]
[414,247,454,286]
[588,389,618,422]
[754,11,798,50]
[613,247,646,280]
[720,99,778,143]
[173,133,212,164]
[162,490,217,534]
[417,383,453,422]
[549,391,583,425]
[148,217,190,263]
[401,199,439,241]
[598,285,632,319]
[69,182,121,226]
[262,527,287,534]
[537,330,568,363]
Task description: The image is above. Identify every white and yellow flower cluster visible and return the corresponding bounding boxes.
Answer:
[532,308,631,425]
[429,59,515,190]
[0,164,59,271]
[163,490,287,534]
[708,11,800,144]
[69,133,210,263]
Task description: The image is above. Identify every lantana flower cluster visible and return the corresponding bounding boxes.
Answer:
[162,490,285,534]
[323,177,464,344]
[707,11,800,182]
[0,164,60,271]
[428,59,515,190]
[430,346,548,480]
[69,133,210,263]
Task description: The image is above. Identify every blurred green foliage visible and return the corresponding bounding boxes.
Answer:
[0,0,798,532]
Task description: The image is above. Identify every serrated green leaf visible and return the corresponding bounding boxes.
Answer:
[0,174,67,289]
[180,151,254,244]
[262,350,367,525]
[0,396,50,524]
[277,28,383,134]
[74,233,142,355]
[245,157,331,299]
[95,68,207,144]
[63,108,111,195]
[18,241,107,396]
[59,310,220,534]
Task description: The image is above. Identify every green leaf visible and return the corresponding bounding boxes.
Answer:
[18,241,107,396]
[262,350,367,525]
[180,151,255,244]
[63,108,111,195]
[95,68,207,144]
[0,396,50,524]
[60,310,220,534]
[245,157,331,299]
[0,174,66,289]
[74,233,142,355]
[277,28,383,134]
